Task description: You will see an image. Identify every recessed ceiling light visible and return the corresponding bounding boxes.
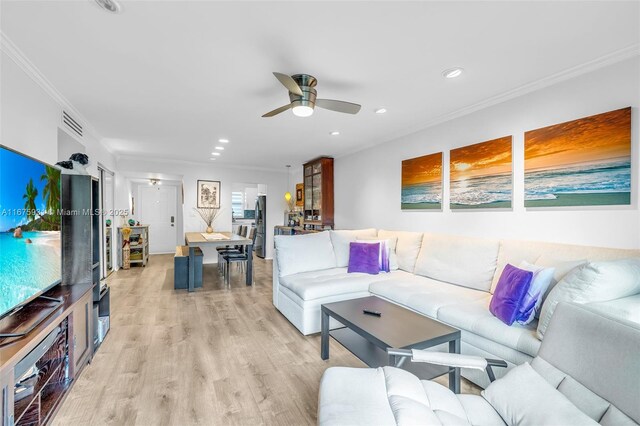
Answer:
[94,0,121,14]
[442,67,464,79]
[211,152,221,156]
[330,131,340,136]
[375,108,387,114]
[209,157,216,161]
[215,146,224,150]
[218,138,229,143]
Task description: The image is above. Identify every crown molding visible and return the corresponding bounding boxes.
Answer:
[338,43,640,159]
[0,31,104,144]
[116,154,289,174]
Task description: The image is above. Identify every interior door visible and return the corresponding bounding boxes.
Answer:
[138,185,178,254]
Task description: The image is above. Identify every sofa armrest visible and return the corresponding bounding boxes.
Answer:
[272,254,280,308]
[387,348,507,382]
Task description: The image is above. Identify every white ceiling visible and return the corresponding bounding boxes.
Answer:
[2,1,638,169]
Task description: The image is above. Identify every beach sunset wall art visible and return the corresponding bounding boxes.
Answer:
[450,136,513,209]
[401,152,443,210]
[524,107,631,207]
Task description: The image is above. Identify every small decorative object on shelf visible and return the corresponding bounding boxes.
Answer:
[194,203,222,234]
[128,218,136,226]
[106,219,111,227]
[54,152,90,175]
[121,227,132,270]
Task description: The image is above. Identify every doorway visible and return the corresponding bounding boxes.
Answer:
[137,183,178,254]
[98,166,115,277]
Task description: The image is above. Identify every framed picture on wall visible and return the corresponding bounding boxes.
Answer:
[296,183,304,207]
[401,152,443,210]
[524,107,631,207]
[450,136,513,210]
[197,180,221,208]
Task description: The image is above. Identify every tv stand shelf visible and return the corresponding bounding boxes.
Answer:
[0,283,93,426]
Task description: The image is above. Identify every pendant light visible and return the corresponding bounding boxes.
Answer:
[284,165,292,202]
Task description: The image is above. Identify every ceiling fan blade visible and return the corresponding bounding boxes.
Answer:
[273,72,303,96]
[315,99,361,114]
[262,104,292,117]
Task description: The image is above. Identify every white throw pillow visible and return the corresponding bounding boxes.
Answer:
[537,258,640,339]
[534,255,587,316]
[357,237,399,270]
[482,362,598,426]
[516,260,555,325]
[329,229,377,267]
[275,232,337,277]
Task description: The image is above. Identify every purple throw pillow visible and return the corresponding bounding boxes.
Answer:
[348,242,380,275]
[490,264,534,325]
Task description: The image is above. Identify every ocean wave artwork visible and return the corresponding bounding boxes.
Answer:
[450,136,513,209]
[525,107,631,207]
[401,152,443,210]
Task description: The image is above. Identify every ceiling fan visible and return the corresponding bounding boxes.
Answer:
[262,72,361,118]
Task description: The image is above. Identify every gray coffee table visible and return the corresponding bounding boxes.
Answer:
[321,296,462,393]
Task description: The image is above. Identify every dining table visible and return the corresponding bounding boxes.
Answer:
[184,231,254,291]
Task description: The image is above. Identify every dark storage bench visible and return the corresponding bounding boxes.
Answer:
[174,246,203,289]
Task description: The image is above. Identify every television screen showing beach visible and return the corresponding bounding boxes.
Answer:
[401,152,443,210]
[0,146,61,318]
[450,136,513,209]
[525,107,631,207]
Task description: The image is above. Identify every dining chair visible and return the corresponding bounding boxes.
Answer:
[222,227,256,286]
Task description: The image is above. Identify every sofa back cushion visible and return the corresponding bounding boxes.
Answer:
[275,232,337,277]
[329,229,378,267]
[536,303,640,424]
[377,230,423,272]
[491,239,640,294]
[414,233,499,291]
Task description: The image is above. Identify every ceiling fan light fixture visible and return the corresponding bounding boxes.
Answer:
[292,105,314,117]
[442,67,464,79]
[94,0,121,14]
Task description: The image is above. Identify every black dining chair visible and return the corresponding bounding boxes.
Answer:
[222,227,256,286]
[217,225,247,270]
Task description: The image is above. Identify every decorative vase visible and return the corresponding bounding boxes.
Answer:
[206,226,213,234]
[128,219,136,226]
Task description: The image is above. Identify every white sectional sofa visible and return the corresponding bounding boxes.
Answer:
[273,230,640,387]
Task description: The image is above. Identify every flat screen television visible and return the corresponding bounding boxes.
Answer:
[0,145,62,319]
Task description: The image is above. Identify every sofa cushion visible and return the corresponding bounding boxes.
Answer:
[357,236,399,270]
[482,362,598,426]
[318,367,397,426]
[274,232,337,277]
[378,230,423,272]
[369,275,488,318]
[587,294,640,325]
[456,394,506,426]
[537,258,640,338]
[415,233,499,292]
[329,229,377,267]
[280,268,398,301]
[438,297,541,357]
[491,239,639,294]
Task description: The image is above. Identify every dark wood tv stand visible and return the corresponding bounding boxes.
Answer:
[0,282,93,425]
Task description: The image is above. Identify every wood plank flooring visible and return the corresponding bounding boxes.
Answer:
[53,255,479,425]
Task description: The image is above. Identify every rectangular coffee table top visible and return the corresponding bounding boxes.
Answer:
[322,296,460,350]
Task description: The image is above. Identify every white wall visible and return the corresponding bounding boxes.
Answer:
[335,57,640,249]
[117,157,288,260]
[1,50,117,177]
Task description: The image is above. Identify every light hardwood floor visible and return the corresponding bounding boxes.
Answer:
[53,255,478,425]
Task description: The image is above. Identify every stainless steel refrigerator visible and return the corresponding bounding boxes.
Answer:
[254,195,267,258]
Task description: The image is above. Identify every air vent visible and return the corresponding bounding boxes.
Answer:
[62,110,83,138]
